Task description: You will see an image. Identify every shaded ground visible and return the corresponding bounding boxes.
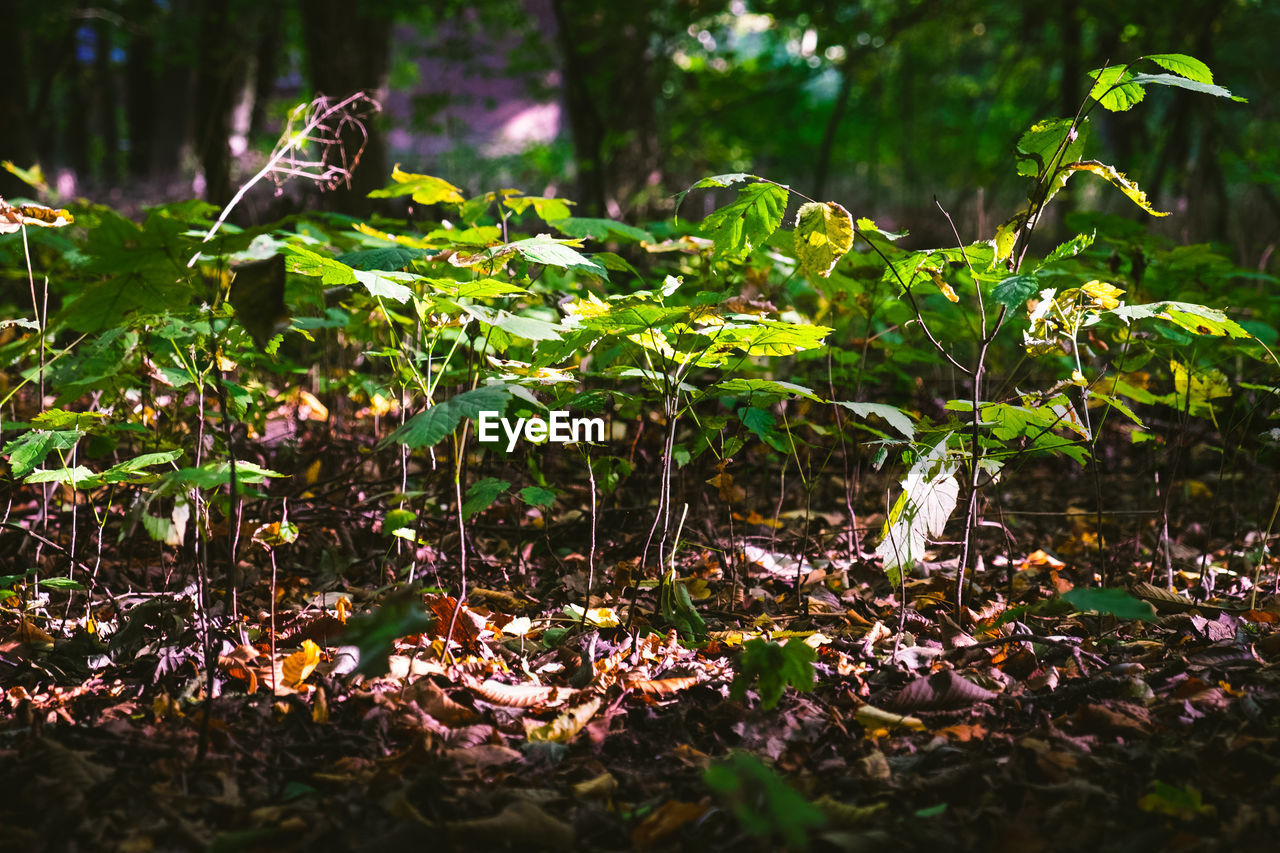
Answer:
[3,410,1280,853]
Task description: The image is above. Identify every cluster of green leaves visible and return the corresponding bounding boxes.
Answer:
[730,638,817,710]
[704,751,827,851]
[1,51,1273,625]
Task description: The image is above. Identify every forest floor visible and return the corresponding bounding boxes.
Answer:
[3,414,1280,853]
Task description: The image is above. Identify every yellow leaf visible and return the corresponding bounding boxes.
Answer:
[929,270,959,303]
[281,640,321,688]
[524,695,602,743]
[1061,162,1169,216]
[793,201,855,279]
[312,685,330,724]
[854,704,926,732]
[1081,280,1124,309]
[296,390,329,421]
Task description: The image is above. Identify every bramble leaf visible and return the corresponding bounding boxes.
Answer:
[700,181,789,259]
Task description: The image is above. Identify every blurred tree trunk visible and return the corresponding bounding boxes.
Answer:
[549,0,662,219]
[95,19,121,182]
[250,6,285,139]
[300,0,391,217]
[153,0,196,176]
[124,0,157,178]
[0,3,35,198]
[193,0,240,206]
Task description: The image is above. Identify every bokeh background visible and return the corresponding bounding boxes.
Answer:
[3,0,1277,265]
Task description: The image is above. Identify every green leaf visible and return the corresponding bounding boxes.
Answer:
[1044,232,1096,264]
[712,378,823,404]
[461,477,510,520]
[793,201,854,279]
[518,486,557,507]
[38,577,85,590]
[1015,118,1088,178]
[740,407,789,452]
[381,386,512,449]
[657,569,707,640]
[367,165,465,205]
[676,172,756,212]
[334,247,428,271]
[163,461,286,491]
[1062,587,1156,622]
[32,408,109,431]
[708,319,832,359]
[700,181,789,259]
[285,244,358,286]
[25,465,99,487]
[549,217,652,243]
[3,429,81,478]
[731,638,817,710]
[834,402,914,440]
[428,277,528,298]
[1144,53,1213,84]
[992,274,1040,310]
[1087,66,1145,111]
[704,752,826,850]
[1138,781,1215,819]
[99,450,183,484]
[338,591,437,677]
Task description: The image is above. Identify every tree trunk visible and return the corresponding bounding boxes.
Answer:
[549,0,662,219]
[193,0,240,206]
[0,2,35,198]
[95,19,121,182]
[124,0,158,179]
[300,0,392,217]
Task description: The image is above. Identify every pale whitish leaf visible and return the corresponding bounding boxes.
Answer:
[692,172,755,189]
[876,438,960,585]
[1129,73,1244,103]
[674,173,758,217]
[352,269,415,303]
[508,235,608,277]
[458,303,563,341]
[1110,301,1251,339]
